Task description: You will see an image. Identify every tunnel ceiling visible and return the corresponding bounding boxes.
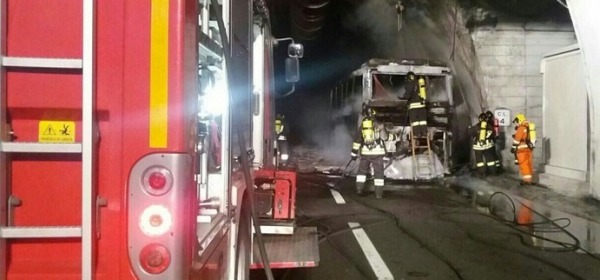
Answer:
[269,0,570,43]
[267,0,570,92]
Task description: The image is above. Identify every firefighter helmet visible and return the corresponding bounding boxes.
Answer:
[478,113,487,122]
[362,103,376,117]
[275,114,285,134]
[485,110,494,120]
[406,71,416,81]
[513,113,526,125]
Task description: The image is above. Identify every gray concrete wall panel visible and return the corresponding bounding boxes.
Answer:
[471,24,577,171]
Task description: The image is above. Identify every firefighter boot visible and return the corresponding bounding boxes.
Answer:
[356,182,365,196]
[374,179,384,199]
[375,185,384,199]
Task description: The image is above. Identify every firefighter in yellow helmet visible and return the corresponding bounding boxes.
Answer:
[351,105,387,199]
[511,113,535,185]
[275,114,289,166]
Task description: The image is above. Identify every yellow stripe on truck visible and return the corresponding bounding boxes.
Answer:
[149,0,169,148]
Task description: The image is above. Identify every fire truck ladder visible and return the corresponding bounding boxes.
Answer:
[410,130,435,180]
[0,1,96,279]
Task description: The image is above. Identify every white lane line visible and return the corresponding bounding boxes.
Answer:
[330,189,346,204]
[348,222,394,280]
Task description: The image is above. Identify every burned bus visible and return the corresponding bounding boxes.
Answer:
[330,58,456,180]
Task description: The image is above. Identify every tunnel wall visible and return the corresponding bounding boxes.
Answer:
[470,22,577,172]
[567,0,600,199]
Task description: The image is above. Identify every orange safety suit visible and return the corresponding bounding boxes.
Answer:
[513,121,533,183]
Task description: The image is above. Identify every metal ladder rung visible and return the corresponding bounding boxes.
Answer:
[0,226,82,238]
[2,56,83,69]
[1,142,82,153]
[199,31,224,60]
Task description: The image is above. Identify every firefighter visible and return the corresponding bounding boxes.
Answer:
[511,113,535,185]
[485,110,502,172]
[275,114,289,166]
[405,72,428,138]
[471,112,497,176]
[351,106,387,199]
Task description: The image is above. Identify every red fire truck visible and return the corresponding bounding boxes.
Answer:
[0,0,318,279]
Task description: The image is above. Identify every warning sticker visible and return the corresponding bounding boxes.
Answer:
[38,121,76,143]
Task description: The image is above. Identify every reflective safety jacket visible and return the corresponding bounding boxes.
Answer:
[472,121,494,150]
[513,121,533,150]
[352,118,387,156]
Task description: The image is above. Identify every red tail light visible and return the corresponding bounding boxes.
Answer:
[148,172,167,189]
[139,243,171,274]
[142,167,173,195]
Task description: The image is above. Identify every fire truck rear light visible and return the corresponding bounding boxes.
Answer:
[139,205,172,236]
[142,166,173,195]
[139,243,171,274]
[148,172,167,189]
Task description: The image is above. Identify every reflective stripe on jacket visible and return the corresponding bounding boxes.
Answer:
[409,102,425,109]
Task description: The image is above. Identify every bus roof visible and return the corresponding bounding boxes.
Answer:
[350,58,451,77]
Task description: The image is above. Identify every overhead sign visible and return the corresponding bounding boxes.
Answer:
[38,121,76,143]
[494,108,511,127]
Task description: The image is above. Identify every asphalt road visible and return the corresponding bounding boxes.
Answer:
[251,173,600,280]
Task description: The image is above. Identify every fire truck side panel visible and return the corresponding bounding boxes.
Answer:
[5,0,198,279]
[6,0,85,278]
[119,0,198,279]
[95,0,127,277]
[7,0,83,58]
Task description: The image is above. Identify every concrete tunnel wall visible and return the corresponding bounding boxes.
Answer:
[567,0,600,199]
[470,23,577,173]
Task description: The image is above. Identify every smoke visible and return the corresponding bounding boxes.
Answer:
[289,88,363,166]
[323,94,364,164]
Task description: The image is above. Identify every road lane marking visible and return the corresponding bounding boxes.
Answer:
[330,189,346,204]
[348,222,394,280]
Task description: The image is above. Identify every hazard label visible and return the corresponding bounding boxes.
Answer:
[38,121,76,143]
